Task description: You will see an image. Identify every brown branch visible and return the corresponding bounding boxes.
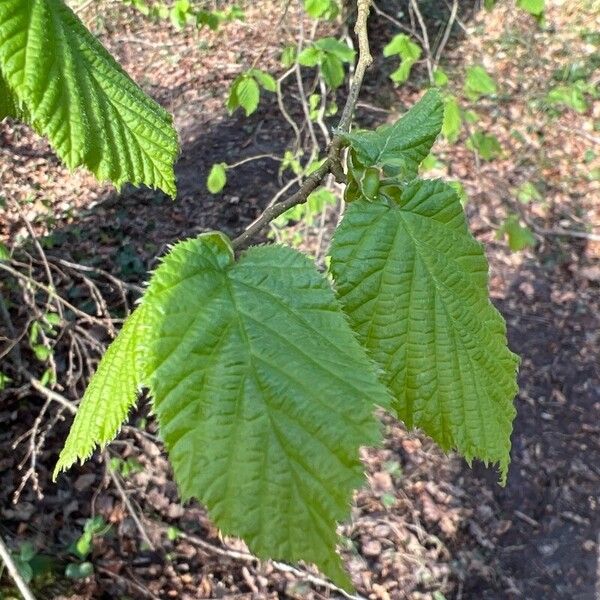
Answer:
[231,160,331,250]
[231,0,374,251]
[337,0,373,133]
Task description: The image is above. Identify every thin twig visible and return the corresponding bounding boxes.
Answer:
[10,199,62,319]
[108,468,156,551]
[0,289,22,365]
[116,37,184,49]
[534,226,600,242]
[25,372,76,414]
[97,566,160,600]
[73,0,95,14]
[433,0,458,68]
[295,20,320,155]
[371,2,424,44]
[231,160,331,250]
[277,67,302,152]
[336,0,373,133]
[226,154,283,169]
[556,124,600,146]
[0,262,110,328]
[409,0,434,83]
[0,535,36,600]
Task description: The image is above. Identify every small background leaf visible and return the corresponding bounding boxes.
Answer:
[464,66,497,100]
[207,163,227,194]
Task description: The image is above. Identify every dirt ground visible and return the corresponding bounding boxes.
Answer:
[0,1,599,599]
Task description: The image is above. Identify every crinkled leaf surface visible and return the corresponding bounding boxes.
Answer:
[140,235,389,588]
[330,180,519,482]
[54,307,145,476]
[0,0,179,195]
[56,232,389,588]
[341,89,443,181]
[0,69,18,118]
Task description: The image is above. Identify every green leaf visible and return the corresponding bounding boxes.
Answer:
[516,181,542,204]
[547,84,588,113]
[383,34,421,60]
[196,10,220,30]
[228,75,261,116]
[442,95,462,143]
[138,234,389,588]
[464,66,497,100]
[298,187,337,225]
[134,234,387,587]
[304,0,338,19]
[389,59,417,84]
[297,47,322,67]
[170,0,191,28]
[321,54,345,88]
[0,371,12,391]
[467,132,502,161]
[280,150,302,176]
[497,215,536,251]
[54,308,145,477]
[0,70,19,119]
[0,241,10,261]
[56,232,389,587]
[517,0,544,16]
[330,179,519,482]
[65,562,94,580]
[207,163,227,194]
[0,0,179,196]
[247,68,277,92]
[298,39,353,87]
[74,532,93,558]
[33,344,52,361]
[19,543,36,563]
[464,109,479,124]
[419,153,443,172]
[305,0,331,18]
[84,516,109,535]
[314,38,355,63]
[433,68,449,87]
[341,89,444,181]
[449,180,469,206]
[384,34,421,84]
[280,45,297,68]
[15,559,33,583]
